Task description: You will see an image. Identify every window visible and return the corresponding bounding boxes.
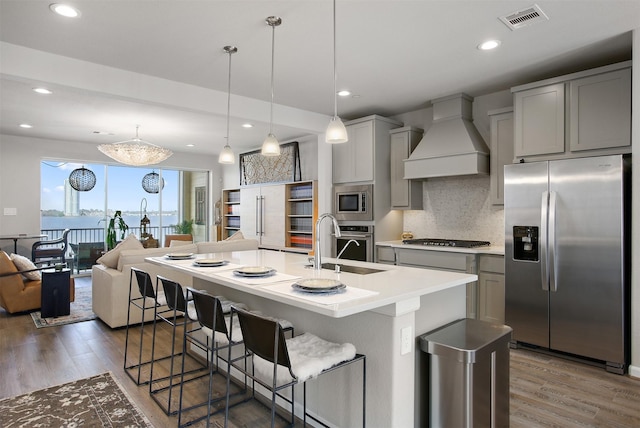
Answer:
[40,161,209,270]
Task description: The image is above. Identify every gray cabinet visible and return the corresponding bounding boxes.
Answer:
[394,247,478,319]
[389,126,423,210]
[332,115,402,184]
[568,68,631,152]
[512,61,631,161]
[478,255,505,324]
[513,83,565,158]
[376,245,396,265]
[488,108,514,205]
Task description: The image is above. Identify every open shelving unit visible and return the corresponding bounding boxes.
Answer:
[285,180,317,252]
[221,188,241,239]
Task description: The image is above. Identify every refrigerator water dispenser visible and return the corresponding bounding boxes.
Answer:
[513,226,538,261]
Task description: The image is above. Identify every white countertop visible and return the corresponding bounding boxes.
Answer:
[146,249,477,318]
[377,240,505,256]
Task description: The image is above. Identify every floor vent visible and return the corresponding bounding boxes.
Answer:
[500,4,549,30]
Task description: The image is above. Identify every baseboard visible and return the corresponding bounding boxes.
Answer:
[628,364,640,379]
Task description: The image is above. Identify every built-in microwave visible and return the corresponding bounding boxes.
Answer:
[333,184,373,221]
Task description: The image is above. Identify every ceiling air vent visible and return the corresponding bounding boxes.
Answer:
[500,4,549,31]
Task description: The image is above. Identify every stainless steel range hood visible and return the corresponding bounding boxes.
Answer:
[404,93,489,179]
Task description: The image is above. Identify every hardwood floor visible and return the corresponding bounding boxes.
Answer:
[1,279,639,427]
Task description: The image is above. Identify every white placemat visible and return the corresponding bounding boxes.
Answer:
[213,269,301,285]
[155,256,241,273]
[263,281,379,305]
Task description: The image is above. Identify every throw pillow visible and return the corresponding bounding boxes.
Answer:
[97,234,144,269]
[225,230,244,241]
[10,253,41,280]
[169,240,193,247]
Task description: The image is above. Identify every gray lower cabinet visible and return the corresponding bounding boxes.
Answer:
[394,247,478,319]
[376,245,396,265]
[478,254,505,324]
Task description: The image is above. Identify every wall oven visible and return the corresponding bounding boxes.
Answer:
[333,184,373,222]
[332,225,374,262]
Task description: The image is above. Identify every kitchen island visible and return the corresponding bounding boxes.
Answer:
[147,249,477,428]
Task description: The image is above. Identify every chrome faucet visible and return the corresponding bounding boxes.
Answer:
[337,239,360,260]
[314,213,341,270]
[334,239,360,273]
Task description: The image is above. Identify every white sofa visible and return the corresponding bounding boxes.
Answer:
[91,239,259,328]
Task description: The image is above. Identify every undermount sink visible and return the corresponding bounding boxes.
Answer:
[321,263,383,275]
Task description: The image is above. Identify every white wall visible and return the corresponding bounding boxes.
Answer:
[0,133,218,255]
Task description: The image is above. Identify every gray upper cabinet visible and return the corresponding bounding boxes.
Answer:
[332,115,402,184]
[569,68,631,152]
[513,83,565,158]
[389,126,423,210]
[512,61,631,162]
[488,108,514,206]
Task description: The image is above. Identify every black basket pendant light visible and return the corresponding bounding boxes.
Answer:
[69,165,97,191]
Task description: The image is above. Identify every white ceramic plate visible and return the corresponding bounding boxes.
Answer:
[194,258,227,267]
[233,266,276,277]
[166,252,194,260]
[292,278,346,293]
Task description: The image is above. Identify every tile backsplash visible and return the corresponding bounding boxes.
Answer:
[403,175,504,247]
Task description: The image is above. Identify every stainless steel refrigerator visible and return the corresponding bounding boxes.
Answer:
[504,154,630,374]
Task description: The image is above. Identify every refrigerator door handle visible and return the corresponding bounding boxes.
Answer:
[540,191,549,291]
[548,191,558,292]
[255,195,260,236]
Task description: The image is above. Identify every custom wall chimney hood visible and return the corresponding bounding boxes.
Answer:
[404,93,489,179]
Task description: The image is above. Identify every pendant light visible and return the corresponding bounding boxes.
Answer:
[98,125,172,166]
[142,171,164,193]
[68,165,96,191]
[218,45,237,164]
[261,16,282,156]
[325,0,348,144]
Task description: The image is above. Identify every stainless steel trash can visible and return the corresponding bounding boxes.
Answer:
[419,318,512,428]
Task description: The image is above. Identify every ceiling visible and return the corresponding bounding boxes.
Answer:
[1,1,638,160]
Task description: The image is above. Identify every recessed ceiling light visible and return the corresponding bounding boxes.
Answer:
[478,40,501,51]
[49,3,81,18]
[242,123,253,128]
[186,144,195,147]
[19,123,33,128]
[33,87,53,95]
[337,90,351,97]
[92,130,114,135]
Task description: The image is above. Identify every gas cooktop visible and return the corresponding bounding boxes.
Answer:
[402,238,491,248]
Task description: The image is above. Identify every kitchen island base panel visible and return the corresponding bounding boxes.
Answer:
[192,277,466,428]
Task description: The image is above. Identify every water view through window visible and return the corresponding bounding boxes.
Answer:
[40,161,189,250]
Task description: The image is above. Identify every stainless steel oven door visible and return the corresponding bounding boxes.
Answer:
[332,225,374,262]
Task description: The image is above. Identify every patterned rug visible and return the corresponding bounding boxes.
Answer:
[0,372,152,427]
[31,280,96,328]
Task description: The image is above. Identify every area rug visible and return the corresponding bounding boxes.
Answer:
[0,372,152,427]
[31,282,96,328]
